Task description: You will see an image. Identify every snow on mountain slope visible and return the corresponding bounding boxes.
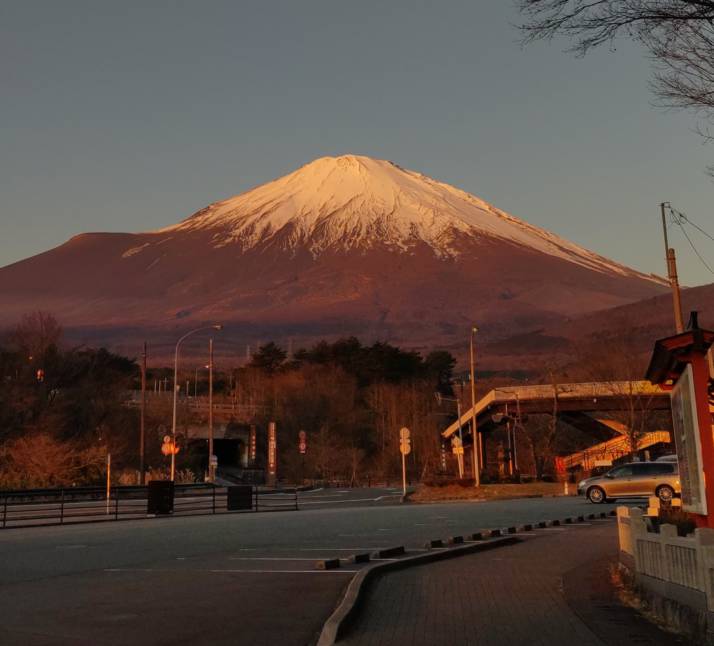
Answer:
[158,154,660,282]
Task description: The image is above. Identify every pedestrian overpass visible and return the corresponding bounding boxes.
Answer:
[441,381,673,472]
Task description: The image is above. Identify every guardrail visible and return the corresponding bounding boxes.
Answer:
[0,484,299,530]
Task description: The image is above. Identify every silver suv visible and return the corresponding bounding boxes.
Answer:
[577,461,680,504]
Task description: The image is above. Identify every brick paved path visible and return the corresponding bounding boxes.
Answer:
[340,521,678,646]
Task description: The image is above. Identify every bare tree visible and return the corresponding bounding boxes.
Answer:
[11,311,62,361]
[518,1,714,159]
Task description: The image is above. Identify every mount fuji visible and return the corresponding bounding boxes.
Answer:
[0,155,666,357]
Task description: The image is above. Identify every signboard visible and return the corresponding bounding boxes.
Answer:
[267,422,277,477]
[249,425,257,464]
[671,365,707,515]
[298,430,307,455]
[440,442,447,471]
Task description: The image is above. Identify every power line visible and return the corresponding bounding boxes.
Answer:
[669,206,714,275]
[670,207,714,243]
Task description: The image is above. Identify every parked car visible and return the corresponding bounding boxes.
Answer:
[655,454,678,463]
[577,461,680,504]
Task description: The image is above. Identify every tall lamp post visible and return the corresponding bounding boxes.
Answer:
[469,326,480,487]
[171,324,222,481]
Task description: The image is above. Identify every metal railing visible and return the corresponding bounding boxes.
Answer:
[0,484,299,530]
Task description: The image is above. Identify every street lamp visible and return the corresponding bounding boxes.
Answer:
[170,324,222,481]
[469,326,480,487]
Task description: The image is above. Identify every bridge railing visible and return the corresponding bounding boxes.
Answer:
[0,484,299,530]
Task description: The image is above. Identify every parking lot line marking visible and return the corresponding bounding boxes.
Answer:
[299,547,387,551]
[210,569,358,574]
[300,498,379,505]
[229,557,324,561]
[104,567,357,575]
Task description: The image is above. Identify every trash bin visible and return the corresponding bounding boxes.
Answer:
[147,480,174,515]
[227,485,253,511]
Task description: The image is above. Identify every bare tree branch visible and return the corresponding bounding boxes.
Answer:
[518,1,714,136]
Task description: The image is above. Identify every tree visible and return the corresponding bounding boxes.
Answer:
[249,342,287,374]
[518,1,714,162]
[10,311,62,361]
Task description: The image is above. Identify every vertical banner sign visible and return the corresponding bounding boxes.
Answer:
[671,365,707,515]
[249,425,257,465]
[440,441,447,472]
[298,430,307,455]
[267,422,277,486]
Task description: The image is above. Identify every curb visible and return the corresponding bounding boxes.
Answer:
[316,535,520,646]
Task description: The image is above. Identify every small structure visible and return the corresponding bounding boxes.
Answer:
[645,313,714,528]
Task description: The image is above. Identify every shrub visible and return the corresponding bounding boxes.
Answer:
[658,507,697,537]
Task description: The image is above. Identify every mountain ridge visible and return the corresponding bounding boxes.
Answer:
[0,155,668,359]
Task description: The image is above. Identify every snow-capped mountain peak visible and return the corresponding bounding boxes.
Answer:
[162,154,657,281]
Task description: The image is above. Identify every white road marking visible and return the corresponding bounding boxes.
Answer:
[104,567,356,574]
[299,547,387,551]
[300,498,381,506]
[210,569,357,574]
[229,557,325,561]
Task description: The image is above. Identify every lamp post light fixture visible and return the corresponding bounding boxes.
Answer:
[170,324,222,481]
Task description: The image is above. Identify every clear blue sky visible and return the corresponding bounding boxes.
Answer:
[2,1,714,286]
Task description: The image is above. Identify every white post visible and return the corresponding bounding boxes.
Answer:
[105,452,111,514]
[401,450,407,497]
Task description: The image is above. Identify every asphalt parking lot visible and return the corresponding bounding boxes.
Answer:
[0,491,624,646]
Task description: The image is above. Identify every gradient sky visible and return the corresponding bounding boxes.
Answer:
[2,1,714,286]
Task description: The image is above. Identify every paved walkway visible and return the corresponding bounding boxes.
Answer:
[340,521,682,646]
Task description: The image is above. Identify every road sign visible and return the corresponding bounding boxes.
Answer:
[398,427,411,496]
[451,436,464,455]
[161,440,180,456]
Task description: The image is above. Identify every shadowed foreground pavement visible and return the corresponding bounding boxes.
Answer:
[340,521,682,646]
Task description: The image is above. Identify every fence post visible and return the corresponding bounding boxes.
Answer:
[254,486,258,512]
[2,496,7,528]
[212,485,216,515]
[294,488,298,511]
[114,487,120,521]
[60,489,65,524]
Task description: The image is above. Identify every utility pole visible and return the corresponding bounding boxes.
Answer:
[208,337,215,482]
[469,326,480,487]
[661,202,685,333]
[140,341,146,485]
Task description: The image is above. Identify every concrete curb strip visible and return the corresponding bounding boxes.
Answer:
[316,558,341,570]
[316,536,520,646]
[371,546,405,558]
